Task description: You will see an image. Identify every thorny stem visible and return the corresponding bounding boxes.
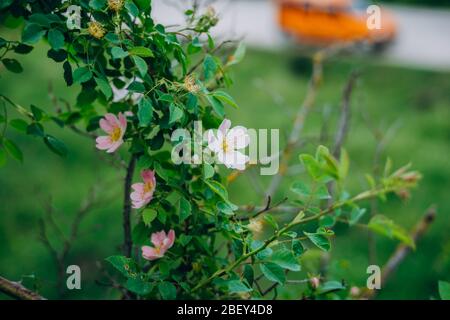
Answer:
[123,155,137,257]
[192,186,396,292]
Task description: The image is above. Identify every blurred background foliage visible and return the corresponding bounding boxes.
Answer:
[0,27,449,299]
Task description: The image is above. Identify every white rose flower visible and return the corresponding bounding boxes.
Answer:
[206,119,250,170]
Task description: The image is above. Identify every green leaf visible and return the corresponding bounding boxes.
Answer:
[319,215,335,228]
[304,231,331,251]
[292,210,305,224]
[216,201,237,216]
[226,280,252,294]
[206,95,224,118]
[3,139,23,162]
[179,197,192,222]
[129,46,154,57]
[368,215,415,248]
[178,234,192,246]
[89,0,106,10]
[73,67,93,84]
[94,77,112,99]
[14,43,34,54]
[349,207,366,226]
[260,263,285,284]
[203,54,217,82]
[2,58,23,73]
[44,135,68,157]
[63,61,73,86]
[111,46,128,59]
[105,255,138,277]
[227,42,246,66]
[317,280,345,295]
[292,239,304,257]
[158,282,177,300]
[125,0,139,17]
[138,97,153,126]
[169,103,183,124]
[264,214,278,230]
[22,24,46,44]
[271,248,301,271]
[203,179,229,202]
[127,81,145,93]
[439,281,450,300]
[126,277,153,296]
[142,209,157,226]
[27,123,45,137]
[30,105,44,121]
[212,91,239,109]
[291,181,310,197]
[243,265,254,286]
[132,56,148,77]
[315,185,331,200]
[203,163,215,179]
[9,119,28,133]
[299,154,323,180]
[47,29,64,50]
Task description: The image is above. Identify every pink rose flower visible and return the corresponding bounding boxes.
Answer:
[130,170,156,209]
[141,229,175,261]
[95,112,127,153]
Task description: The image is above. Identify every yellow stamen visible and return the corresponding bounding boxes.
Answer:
[143,181,154,193]
[88,21,105,39]
[222,140,229,153]
[110,126,122,142]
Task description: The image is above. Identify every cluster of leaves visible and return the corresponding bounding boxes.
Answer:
[0,1,421,300]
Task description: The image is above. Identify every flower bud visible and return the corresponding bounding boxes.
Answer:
[350,286,361,297]
[310,277,320,289]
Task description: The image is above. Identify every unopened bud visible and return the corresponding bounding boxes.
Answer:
[350,286,361,297]
[310,277,320,289]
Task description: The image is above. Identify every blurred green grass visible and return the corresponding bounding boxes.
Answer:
[0,44,449,299]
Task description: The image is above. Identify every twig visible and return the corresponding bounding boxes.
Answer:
[362,206,437,299]
[239,197,289,221]
[327,71,360,206]
[332,71,359,158]
[123,155,137,257]
[264,46,345,199]
[0,276,46,300]
[193,185,397,292]
[38,187,103,296]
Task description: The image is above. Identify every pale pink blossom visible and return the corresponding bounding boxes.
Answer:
[130,170,156,209]
[95,112,127,153]
[141,229,175,261]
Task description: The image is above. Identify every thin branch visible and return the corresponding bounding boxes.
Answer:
[332,71,359,158]
[0,276,46,300]
[327,71,360,206]
[263,45,347,199]
[193,185,397,292]
[362,206,437,299]
[123,155,137,257]
[239,197,289,221]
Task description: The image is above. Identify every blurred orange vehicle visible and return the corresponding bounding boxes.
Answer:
[276,0,397,46]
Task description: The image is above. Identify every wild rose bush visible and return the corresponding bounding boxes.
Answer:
[0,1,421,299]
